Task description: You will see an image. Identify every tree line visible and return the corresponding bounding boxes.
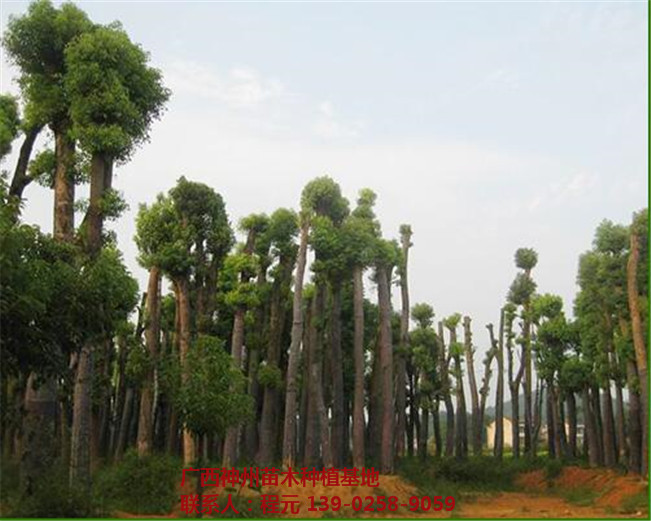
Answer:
[0,0,648,511]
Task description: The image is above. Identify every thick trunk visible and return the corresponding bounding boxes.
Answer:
[137,268,161,455]
[303,296,319,467]
[282,219,309,468]
[433,399,441,458]
[352,265,365,468]
[614,381,626,463]
[21,375,57,495]
[329,280,345,467]
[69,343,92,490]
[418,406,429,461]
[221,307,246,467]
[377,265,394,473]
[627,230,648,476]
[626,359,642,473]
[313,285,332,468]
[258,257,291,465]
[601,385,617,467]
[583,387,599,467]
[53,124,75,241]
[176,278,195,465]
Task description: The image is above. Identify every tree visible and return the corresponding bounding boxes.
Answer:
[343,189,380,467]
[222,213,268,467]
[491,309,505,459]
[4,0,93,240]
[0,95,20,160]
[395,224,413,458]
[257,209,298,466]
[509,247,538,458]
[627,210,648,477]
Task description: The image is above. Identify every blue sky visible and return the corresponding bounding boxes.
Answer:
[0,1,648,357]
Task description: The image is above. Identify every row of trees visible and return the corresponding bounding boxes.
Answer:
[0,2,648,512]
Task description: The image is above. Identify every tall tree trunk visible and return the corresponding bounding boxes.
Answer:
[137,268,161,455]
[627,227,648,476]
[601,384,617,467]
[493,311,505,459]
[69,344,92,490]
[329,280,345,467]
[438,322,454,457]
[53,124,75,241]
[522,276,533,458]
[377,265,394,473]
[567,392,577,458]
[282,218,309,469]
[303,295,319,468]
[396,227,412,458]
[433,399,442,458]
[352,265,365,468]
[313,284,332,468]
[626,359,642,473]
[176,278,195,465]
[463,316,481,456]
[583,387,599,467]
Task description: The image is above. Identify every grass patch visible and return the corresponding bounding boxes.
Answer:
[560,487,600,507]
[619,491,649,515]
[93,449,180,515]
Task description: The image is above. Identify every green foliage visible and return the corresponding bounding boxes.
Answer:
[93,450,180,515]
[300,175,349,224]
[3,0,93,127]
[0,94,20,159]
[65,24,170,160]
[178,335,253,437]
[411,302,434,328]
[544,458,563,480]
[124,340,151,385]
[443,312,462,331]
[514,247,538,271]
[257,361,283,389]
[508,272,537,306]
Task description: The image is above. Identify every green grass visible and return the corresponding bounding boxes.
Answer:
[619,491,649,515]
[560,487,600,507]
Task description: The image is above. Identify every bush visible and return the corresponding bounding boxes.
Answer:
[93,450,180,515]
[8,463,92,518]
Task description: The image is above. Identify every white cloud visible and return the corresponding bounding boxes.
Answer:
[313,101,363,139]
[164,61,286,109]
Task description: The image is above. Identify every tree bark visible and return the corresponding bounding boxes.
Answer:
[52,124,75,241]
[352,265,365,468]
[463,317,481,456]
[377,265,394,473]
[176,278,195,465]
[282,218,309,469]
[438,322,454,457]
[395,229,411,458]
[313,284,332,468]
[9,124,43,204]
[493,310,505,459]
[329,280,345,467]
[567,392,577,458]
[137,267,161,455]
[69,343,92,490]
[627,227,648,476]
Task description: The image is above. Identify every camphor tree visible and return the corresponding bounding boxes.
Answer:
[508,247,538,458]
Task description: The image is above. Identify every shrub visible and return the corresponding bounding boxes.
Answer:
[93,450,180,515]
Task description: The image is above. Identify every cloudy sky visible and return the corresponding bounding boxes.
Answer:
[1,1,647,356]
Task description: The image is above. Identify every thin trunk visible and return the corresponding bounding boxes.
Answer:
[9,124,43,203]
[282,218,309,468]
[493,310,505,459]
[433,399,441,458]
[614,382,626,463]
[352,265,365,468]
[626,359,642,473]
